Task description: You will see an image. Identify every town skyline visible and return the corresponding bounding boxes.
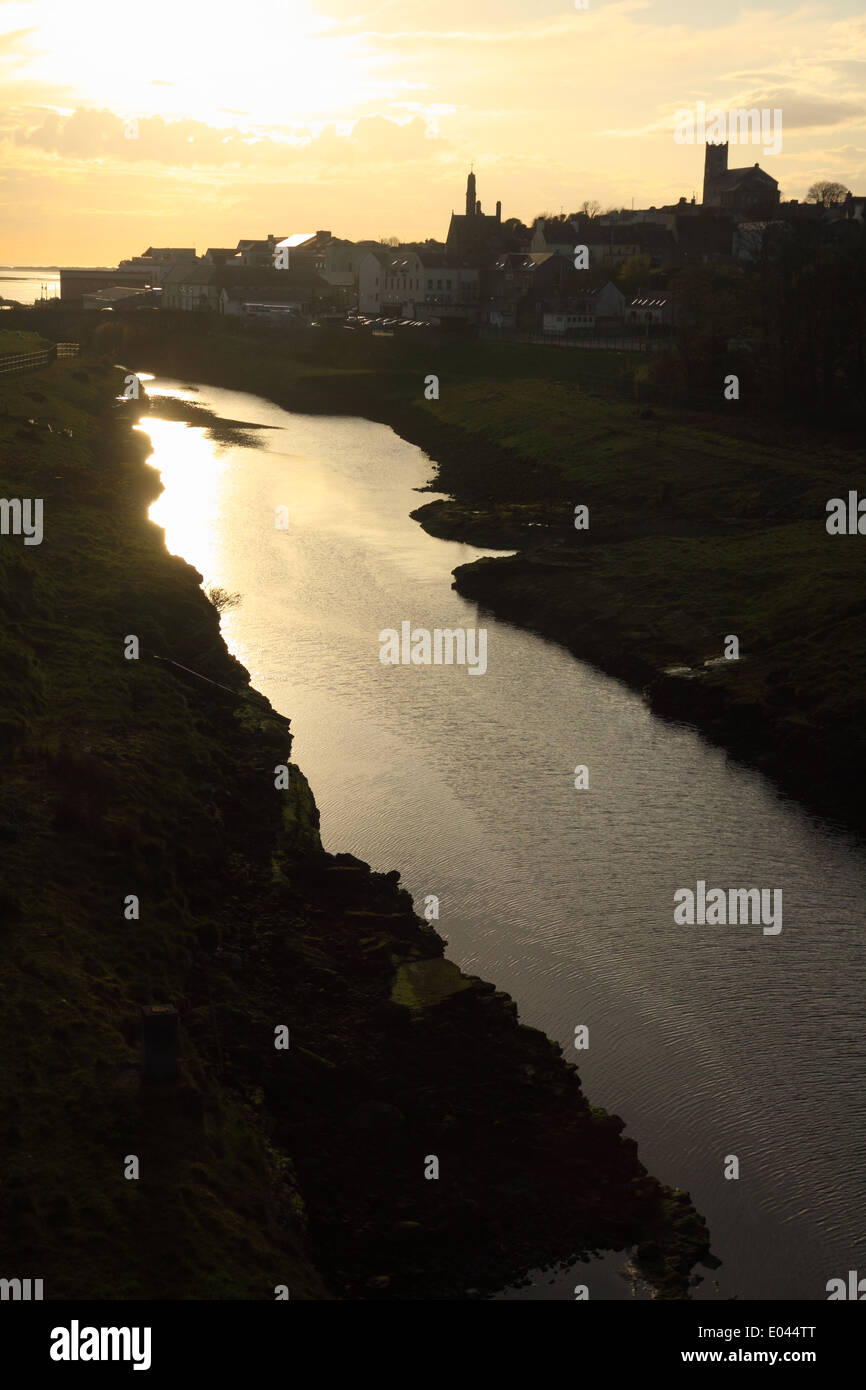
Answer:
[2,0,865,262]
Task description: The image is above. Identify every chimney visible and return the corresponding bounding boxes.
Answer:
[316,230,331,240]
[476,200,482,215]
[496,200,501,222]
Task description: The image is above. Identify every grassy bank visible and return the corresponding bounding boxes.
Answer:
[113,318,866,836]
[0,351,711,1298]
[0,328,51,359]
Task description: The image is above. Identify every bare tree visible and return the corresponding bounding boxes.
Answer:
[806,180,850,205]
[205,586,242,614]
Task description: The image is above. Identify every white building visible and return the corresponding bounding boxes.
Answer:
[624,290,675,327]
[542,311,596,334]
[219,290,307,319]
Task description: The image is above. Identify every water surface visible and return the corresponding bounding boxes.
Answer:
[139,377,866,1301]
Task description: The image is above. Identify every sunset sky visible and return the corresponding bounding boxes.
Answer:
[1,0,864,264]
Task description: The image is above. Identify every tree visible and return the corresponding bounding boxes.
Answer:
[667,263,750,389]
[500,217,531,251]
[205,586,242,613]
[579,199,601,219]
[806,180,850,205]
[617,254,654,296]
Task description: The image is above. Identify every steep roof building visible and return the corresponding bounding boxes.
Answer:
[702,143,779,220]
[445,171,506,264]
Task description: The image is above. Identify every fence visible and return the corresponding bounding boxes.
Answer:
[0,341,79,375]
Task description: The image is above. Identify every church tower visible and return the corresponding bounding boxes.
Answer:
[466,170,476,217]
[703,142,728,206]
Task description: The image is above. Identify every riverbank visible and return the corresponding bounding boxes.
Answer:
[0,354,711,1298]
[0,328,51,359]
[111,319,866,838]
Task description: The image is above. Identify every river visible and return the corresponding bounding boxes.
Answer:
[137,376,866,1302]
[0,269,60,304]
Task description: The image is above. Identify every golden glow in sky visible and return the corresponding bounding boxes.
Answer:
[1,0,865,261]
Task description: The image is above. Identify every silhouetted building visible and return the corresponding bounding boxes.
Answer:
[624,288,677,328]
[530,220,584,257]
[446,171,506,264]
[486,251,579,329]
[203,247,239,266]
[843,191,866,222]
[586,221,680,270]
[542,282,625,334]
[674,211,735,261]
[702,143,779,219]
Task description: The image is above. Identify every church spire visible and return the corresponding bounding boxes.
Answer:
[466,169,476,217]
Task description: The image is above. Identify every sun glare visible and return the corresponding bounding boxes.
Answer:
[138,417,231,573]
[14,0,379,127]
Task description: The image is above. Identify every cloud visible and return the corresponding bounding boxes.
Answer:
[8,105,443,171]
[0,26,37,56]
[606,87,866,141]
[752,88,865,130]
[4,0,866,259]
[821,59,866,78]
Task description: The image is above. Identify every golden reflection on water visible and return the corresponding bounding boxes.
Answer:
[136,417,231,576]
